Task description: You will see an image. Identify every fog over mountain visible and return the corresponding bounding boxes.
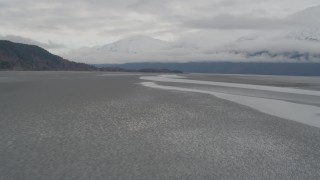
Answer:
[63,5,320,64]
[1,0,319,64]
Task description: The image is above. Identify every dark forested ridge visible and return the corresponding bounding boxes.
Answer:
[0,40,96,70]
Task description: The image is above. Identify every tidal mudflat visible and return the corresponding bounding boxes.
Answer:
[1,71,320,180]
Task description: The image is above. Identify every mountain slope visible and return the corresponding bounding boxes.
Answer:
[0,40,96,70]
[97,35,169,54]
[225,6,320,62]
[63,35,173,64]
[286,28,320,42]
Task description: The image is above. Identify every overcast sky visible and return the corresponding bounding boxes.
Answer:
[1,0,320,63]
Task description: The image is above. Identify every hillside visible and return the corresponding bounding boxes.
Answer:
[0,40,96,70]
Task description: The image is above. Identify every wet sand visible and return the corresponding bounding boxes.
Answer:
[1,71,320,180]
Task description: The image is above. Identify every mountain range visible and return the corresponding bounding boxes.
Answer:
[1,39,319,75]
[64,5,320,64]
[1,5,320,75]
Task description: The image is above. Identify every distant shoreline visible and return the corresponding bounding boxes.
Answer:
[95,62,320,76]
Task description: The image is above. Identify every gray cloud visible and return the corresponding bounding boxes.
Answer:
[1,0,317,34]
[185,15,285,30]
[185,5,320,30]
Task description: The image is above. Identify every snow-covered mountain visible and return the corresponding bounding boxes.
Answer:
[221,6,320,62]
[63,35,205,63]
[286,28,320,42]
[223,28,320,62]
[235,5,320,43]
[64,5,320,64]
[63,35,175,63]
[96,35,169,54]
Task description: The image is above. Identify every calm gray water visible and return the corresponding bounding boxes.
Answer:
[1,71,320,180]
